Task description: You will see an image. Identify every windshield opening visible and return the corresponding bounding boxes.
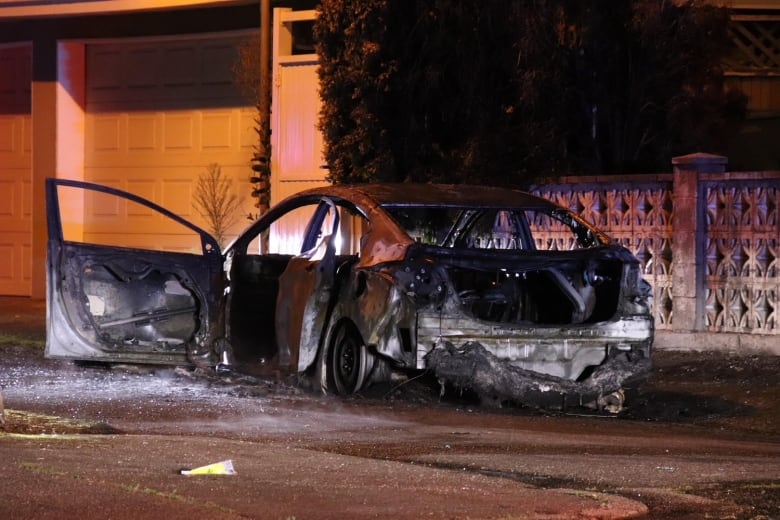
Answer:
[381,205,604,251]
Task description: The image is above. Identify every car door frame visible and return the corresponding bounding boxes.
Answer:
[272,198,343,373]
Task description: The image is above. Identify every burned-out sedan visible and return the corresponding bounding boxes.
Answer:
[46,180,653,410]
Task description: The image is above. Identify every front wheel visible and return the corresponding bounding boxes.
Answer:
[326,321,373,395]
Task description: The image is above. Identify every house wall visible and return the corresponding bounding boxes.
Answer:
[0,4,261,297]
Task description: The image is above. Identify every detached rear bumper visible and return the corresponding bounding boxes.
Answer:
[427,340,652,410]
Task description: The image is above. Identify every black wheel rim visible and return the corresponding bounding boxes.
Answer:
[330,325,362,394]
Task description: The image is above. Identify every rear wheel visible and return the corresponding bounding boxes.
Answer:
[326,321,372,395]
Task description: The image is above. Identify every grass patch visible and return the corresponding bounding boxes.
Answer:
[1,409,120,435]
[20,463,75,477]
[118,483,193,503]
[0,335,45,348]
[567,490,610,503]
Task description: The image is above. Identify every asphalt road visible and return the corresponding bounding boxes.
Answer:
[1,297,778,519]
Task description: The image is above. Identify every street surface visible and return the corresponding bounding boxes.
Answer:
[1,297,778,519]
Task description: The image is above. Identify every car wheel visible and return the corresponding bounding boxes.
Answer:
[327,321,372,395]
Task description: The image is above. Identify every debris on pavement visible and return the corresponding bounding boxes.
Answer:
[180,459,236,475]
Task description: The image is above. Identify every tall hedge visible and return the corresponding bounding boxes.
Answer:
[315,0,745,185]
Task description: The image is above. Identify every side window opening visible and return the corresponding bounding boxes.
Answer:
[336,209,369,256]
[242,202,368,257]
[310,202,368,257]
[245,204,319,255]
[526,209,602,250]
[56,184,212,255]
[461,210,527,250]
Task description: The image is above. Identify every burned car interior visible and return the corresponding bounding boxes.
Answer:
[382,205,622,325]
[225,198,369,370]
[46,180,653,411]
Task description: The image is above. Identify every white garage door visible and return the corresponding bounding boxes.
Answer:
[84,34,256,252]
[0,45,32,296]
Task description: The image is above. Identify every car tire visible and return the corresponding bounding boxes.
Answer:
[326,320,372,395]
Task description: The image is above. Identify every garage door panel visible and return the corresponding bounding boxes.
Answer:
[0,233,31,294]
[0,116,31,165]
[239,108,256,149]
[0,178,24,218]
[160,179,195,218]
[0,177,32,235]
[22,178,32,218]
[0,117,15,152]
[163,113,195,150]
[85,35,255,251]
[127,115,157,151]
[92,115,122,152]
[81,168,246,219]
[0,46,31,114]
[202,42,238,86]
[0,45,31,295]
[202,112,233,149]
[81,170,252,252]
[85,180,122,218]
[163,46,196,86]
[90,48,124,91]
[67,181,206,254]
[126,47,161,89]
[88,38,247,112]
[79,232,202,254]
[0,242,20,280]
[84,186,187,234]
[22,243,32,282]
[125,180,157,210]
[0,180,15,218]
[88,109,251,167]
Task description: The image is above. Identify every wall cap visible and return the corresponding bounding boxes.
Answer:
[672,152,728,173]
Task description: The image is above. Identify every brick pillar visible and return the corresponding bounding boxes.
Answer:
[670,153,726,332]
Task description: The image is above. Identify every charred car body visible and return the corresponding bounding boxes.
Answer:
[46,180,653,410]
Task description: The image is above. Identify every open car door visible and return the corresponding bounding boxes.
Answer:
[274,199,341,373]
[45,178,223,367]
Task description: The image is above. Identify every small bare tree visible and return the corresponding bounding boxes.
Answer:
[194,163,243,248]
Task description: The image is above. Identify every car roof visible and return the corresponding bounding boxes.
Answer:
[293,183,557,209]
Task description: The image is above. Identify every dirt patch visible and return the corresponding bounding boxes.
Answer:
[695,480,780,519]
[625,350,780,439]
[0,297,46,340]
